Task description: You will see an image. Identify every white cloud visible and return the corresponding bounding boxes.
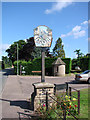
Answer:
[60,21,87,39]
[73,30,85,38]
[45,0,73,14]
[60,34,67,38]
[0,44,10,54]
[72,25,81,32]
[81,20,88,25]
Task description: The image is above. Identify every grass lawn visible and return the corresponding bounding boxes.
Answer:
[36,88,89,120]
[67,88,89,119]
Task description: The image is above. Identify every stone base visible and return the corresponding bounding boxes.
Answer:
[31,82,56,111]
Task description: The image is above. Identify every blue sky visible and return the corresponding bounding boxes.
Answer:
[1,1,89,60]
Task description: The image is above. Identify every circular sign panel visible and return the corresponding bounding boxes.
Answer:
[34,25,52,47]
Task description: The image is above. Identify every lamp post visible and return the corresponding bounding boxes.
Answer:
[17,43,18,76]
[34,25,52,82]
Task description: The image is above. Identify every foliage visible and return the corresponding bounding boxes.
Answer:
[37,88,88,119]
[13,57,72,75]
[2,56,12,68]
[74,49,84,59]
[31,47,41,59]
[14,60,32,75]
[80,57,90,71]
[6,40,26,63]
[53,38,65,58]
[6,38,44,63]
[36,95,78,119]
[72,56,90,71]
[20,37,35,61]
[62,58,72,73]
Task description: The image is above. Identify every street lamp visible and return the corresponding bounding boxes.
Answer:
[34,25,52,82]
[17,43,18,76]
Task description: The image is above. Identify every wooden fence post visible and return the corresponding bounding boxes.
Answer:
[63,105,66,120]
[78,90,80,114]
[66,82,68,95]
[46,91,48,111]
[69,87,71,100]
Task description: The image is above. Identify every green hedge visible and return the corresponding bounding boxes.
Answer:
[14,57,72,75]
[14,60,32,75]
[62,58,72,73]
[80,57,90,71]
[72,57,90,71]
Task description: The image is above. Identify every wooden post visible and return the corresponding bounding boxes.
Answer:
[69,87,71,100]
[63,105,66,120]
[66,82,68,95]
[41,49,45,82]
[46,91,48,111]
[78,90,80,114]
[20,64,22,75]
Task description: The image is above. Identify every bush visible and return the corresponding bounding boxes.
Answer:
[13,57,72,75]
[62,58,72,74]
[14,60,32,75]
[80,57,90,71]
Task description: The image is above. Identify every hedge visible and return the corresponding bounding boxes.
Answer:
[62,58,72,73]
[14,57,72,75]
[14,60,32,75]
[72,57,90,71]
[80,57,90,71]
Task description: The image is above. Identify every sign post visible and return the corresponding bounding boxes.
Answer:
[34,25,52,82]
[41,48,45,82]
[32,25,55,111]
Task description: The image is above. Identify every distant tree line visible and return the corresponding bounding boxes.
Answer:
[5,37,65,64]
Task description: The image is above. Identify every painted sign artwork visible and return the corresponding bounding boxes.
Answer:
[34,25,52,47]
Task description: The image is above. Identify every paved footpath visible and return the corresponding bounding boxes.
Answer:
[1,75,89,119]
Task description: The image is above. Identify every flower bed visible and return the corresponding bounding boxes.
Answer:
[35,95,78,119]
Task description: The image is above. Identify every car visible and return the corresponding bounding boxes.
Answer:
[75,70,90,83]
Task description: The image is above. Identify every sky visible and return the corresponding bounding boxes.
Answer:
[1,1,89,60]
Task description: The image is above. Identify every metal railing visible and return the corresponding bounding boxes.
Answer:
[69,87,80,114]
[45,83,80,120]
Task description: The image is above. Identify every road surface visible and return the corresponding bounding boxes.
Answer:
[1,68,89,119]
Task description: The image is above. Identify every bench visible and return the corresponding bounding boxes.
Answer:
[32,71,41,73]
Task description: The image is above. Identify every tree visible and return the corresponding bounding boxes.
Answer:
[22,37,41,61]
[2,56,12,68]
[53,38,65,58]
[74,49,84,58]
[6,37,42,62]
[6,40,26,63]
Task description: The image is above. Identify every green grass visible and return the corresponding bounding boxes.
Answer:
[67,88,88,119]
[56,88,89,119]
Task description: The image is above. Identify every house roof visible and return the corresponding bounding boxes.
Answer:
[52,57,66,65]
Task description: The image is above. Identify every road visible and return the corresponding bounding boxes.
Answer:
[0,68,14,94]
[1,68,89,119]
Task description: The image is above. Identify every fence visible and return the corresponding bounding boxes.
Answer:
[69,87,80,114]
[45,83,80,120]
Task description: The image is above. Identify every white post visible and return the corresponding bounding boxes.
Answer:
[17,43,18,75]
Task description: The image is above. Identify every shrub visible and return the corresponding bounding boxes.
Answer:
[13,57,72,75]
[80,57,90,71]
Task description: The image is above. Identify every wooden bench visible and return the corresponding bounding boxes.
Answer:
[32,71,41,73]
